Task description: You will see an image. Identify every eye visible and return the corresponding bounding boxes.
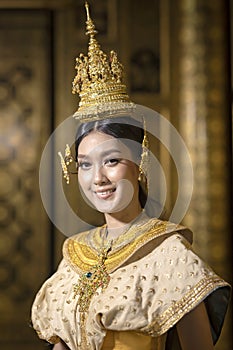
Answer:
[77,161,92,170]
[104,158,121,167]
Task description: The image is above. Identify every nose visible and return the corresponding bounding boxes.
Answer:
[93,164,108,185]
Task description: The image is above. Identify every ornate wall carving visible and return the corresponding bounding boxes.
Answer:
[0,10,51,350]
[170,1,232,349]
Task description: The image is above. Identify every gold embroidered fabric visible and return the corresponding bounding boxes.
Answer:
[31,220,230,350]
[63,218,190,274]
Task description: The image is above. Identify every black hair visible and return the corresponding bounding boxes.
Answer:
[75,116,144,160]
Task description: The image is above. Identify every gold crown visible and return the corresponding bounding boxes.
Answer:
[72,1,135,122]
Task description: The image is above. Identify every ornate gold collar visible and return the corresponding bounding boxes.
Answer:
[63,218,188,274]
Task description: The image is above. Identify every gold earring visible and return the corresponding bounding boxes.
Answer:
[58,144,74,184]
[138,117,149,182]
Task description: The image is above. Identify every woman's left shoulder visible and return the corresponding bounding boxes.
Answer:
[141,217,193,245]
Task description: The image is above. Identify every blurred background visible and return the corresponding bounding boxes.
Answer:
[0,0,232,349]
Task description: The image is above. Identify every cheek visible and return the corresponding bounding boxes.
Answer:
[106,167,120,180]
[108,164,138,182]
[119,164,139,186]
[78,171,92,190]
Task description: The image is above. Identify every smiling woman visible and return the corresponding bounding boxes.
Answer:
[30,2,231,350]
[31,111,231,350]
[75,118,143,223]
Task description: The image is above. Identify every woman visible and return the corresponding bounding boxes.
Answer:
[32,116,230,350]
[31,3,230,349]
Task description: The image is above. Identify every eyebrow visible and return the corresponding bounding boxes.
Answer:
[77,149,122,159]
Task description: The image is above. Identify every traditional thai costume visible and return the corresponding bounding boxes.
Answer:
[31,217,230,350]
[31,3,231,349]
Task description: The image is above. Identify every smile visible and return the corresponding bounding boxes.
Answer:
[95,188,116,199]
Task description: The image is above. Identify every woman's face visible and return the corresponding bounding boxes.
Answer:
[77,131,140,214]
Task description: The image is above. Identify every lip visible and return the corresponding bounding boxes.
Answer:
[94,187,116,200]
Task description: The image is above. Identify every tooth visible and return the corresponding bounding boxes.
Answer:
[98,190,112,195]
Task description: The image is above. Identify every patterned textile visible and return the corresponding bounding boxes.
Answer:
[31,218,230,350]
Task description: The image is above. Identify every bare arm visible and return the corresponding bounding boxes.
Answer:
[176,301,214,350]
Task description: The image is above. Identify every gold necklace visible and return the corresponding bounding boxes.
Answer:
[73,231,113,349]
[73,238,111,312]
[73,212,147,349]
[73,226,125,312]
[73,211,147,312]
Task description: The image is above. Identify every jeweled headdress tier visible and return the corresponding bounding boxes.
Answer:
[72,2,135,122]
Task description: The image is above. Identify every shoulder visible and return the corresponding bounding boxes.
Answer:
[132,217,193,252]
[110,218,193,267]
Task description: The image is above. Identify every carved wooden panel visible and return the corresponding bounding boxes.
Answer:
[170,1,232,349]
[0,9,51,350]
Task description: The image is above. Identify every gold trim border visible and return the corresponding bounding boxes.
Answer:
[63,220,187,274]
[142,276,229,336]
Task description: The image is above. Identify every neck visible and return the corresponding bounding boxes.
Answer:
[104,202,143,229]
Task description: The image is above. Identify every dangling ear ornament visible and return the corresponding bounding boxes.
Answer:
[58,144,76,184]
[138,117,149,183]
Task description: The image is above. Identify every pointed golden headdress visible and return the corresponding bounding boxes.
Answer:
[72,2,135,122]
[58,2,149,185]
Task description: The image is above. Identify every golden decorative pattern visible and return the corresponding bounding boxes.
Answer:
[142,275,227,336]
[176,0,231,273]
[63,219,188,274]
[32,233,230,349]
[0,10,51,350]
[73,247,111,312]
[171,3,232,348]
[72,2,134,121]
